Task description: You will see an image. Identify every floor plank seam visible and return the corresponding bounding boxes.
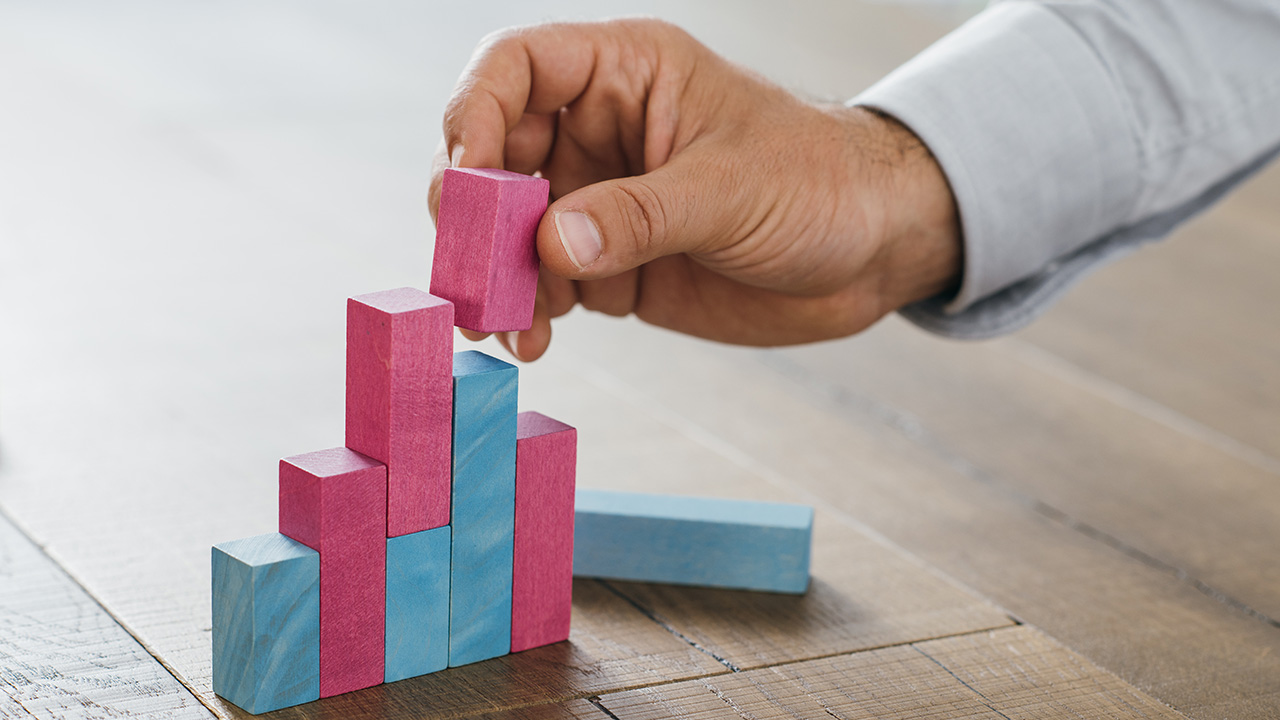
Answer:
[594,579,742,672]
[908,645,1016,720]
[1033,503,1280,630]
[754,352,1280,632]
[0,503,220,719]
[587,696,623,719]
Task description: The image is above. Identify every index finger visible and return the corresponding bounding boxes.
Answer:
[442,22,607,171]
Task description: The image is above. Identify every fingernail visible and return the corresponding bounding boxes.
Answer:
[554,211,603,269]
[450,144,465,168]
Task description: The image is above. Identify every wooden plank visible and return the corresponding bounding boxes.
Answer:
[279,448,387,698]
[385,526,451,683]
[779,319,1280,621]
[431,168,549,333]
[572,490,812,594]
[0,512,212,719]
[1017,162,1280,462]
[538,312,1280,718]
[596,626,1188,720]
[449,351,518,667]
[512,412,578,653]
[461,698,608,719]
[913,627,1191,720]
[212,533,320,714]
[346,288,455,536]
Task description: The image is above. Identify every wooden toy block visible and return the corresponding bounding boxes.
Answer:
[279,448,387,697]
[346,287,454,536]
[448,350,517,666]
[510,411,577,653]
[212,533,319,715]
[384,526,451,683]
[573,490,814,594]
[430,168,550,333]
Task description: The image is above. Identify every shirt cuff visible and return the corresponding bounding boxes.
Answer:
[851,1,1142,335]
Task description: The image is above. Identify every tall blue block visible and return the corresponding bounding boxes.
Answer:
[573,489,814,594]
[212,533,320,714]
[448,350,517,666]
[385,526,452,682]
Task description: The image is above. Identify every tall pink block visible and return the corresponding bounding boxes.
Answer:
[279,448,386,698]
[510,411,577,653]
[430,167,550,333]
[346,288,454,536]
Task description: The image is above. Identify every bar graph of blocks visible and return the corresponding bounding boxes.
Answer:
[209,166,813,714]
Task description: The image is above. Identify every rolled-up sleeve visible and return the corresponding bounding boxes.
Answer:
[852,0,1280,338]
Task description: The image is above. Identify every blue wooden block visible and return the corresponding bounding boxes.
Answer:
[573,490,814,594]
[448,350,517,666]
[212,533,320,714]
[385,526,451,682]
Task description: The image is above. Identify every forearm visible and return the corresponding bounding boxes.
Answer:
[855,0,1280,338]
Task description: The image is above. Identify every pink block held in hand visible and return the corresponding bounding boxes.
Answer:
[346,287,454,536]
[279,448,387,698]
[431,168,550,333]
[510,411,577,653]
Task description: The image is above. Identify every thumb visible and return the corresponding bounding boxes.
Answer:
[538,156,743,280]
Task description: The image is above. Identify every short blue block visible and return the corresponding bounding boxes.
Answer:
[385,526,451,682]
[212,533,320,714]
[573,490,814,594]
[448,350,517,666]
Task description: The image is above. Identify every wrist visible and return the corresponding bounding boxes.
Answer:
[843,105,963,314]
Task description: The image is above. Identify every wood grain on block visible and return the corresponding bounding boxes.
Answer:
[211,533,319,715]
[346,287,454,536]
[573,490,813,594]
[279,448,387,697]
[511,412,577,653]
[385,526,451,683]
[430,168,549,333]
[449,350,517,666]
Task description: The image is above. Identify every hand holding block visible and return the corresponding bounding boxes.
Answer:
[346,287,454,536]
[511,411,577,653]
[573,490,813,594]
[279,448,387,697]
[212,533,319,715]
[431,168,550,333]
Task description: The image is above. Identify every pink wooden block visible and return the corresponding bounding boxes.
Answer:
[279,447,387,698]
[346,287,454,536]
[430,168,550,333]
[510,411,577,653]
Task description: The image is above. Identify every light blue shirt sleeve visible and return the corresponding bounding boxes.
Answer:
[852,0,1280,339]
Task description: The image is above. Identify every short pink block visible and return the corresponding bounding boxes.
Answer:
[430,167,550,333]
[346,288,454,536]
[278,448,387,698]
[510,411,577,653]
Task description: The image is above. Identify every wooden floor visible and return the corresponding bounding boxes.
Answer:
[0,1,1276,718]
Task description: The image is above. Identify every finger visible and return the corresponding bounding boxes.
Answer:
[459,328,491,342]
[442,23,615,171]
[504,112,558,176]
[428,137,450,222]
[575,269,640,317]
[514,291,553,361]
[539,268,579,319]
[538,144,758,280]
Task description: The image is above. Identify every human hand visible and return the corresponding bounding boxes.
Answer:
[429,18,961,361]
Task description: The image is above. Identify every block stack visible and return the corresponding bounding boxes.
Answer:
[211,169,576,714]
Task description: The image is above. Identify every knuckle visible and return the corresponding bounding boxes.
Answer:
[612,181,668,262]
